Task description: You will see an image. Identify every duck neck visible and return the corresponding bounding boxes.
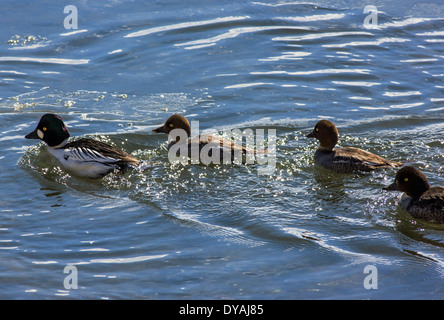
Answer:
[319,145,334,152]
[49,138,69,149]
[407,183,430,198]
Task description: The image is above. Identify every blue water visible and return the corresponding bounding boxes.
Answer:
[0,0,443,299]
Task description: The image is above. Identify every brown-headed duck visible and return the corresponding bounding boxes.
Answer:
[383,166,444,224]
[152,114,266,164]
[306,119,402,173]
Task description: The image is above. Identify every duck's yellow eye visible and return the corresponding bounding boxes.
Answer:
[315,128,319,132]
[42,127,47,131]
[169,123,174,128]
[404,178,408,182]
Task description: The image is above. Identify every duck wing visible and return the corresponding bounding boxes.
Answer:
[63,138,140,166]
[196,134,268,154]
[420,187,444,207]
[409,187,444,223]
[334,147,402,171]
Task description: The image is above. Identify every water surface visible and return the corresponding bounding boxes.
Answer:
[0,0,443,299]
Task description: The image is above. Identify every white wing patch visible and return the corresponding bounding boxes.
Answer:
[64,147,119,164]
[362,160,380,166]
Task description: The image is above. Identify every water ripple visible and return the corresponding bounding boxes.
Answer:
[176,26,310,50]
[251,68,371,76]
[377,17,441,29]
[273,31,372,42]
[3,1,444,299]
[124,16,250,38]
[275,13,346,22]
[0,56,89,65]
[73,254,168,265]
[323,37,411,48]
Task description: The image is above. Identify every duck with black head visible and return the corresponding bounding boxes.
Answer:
[25,113,141,178]
[383,166,444,224]
[306,119,402,173]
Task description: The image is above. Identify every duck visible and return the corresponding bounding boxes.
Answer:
[25,113,141,178]
[306,119,402,173]
[383,166,444,224]
[152,114,266,164]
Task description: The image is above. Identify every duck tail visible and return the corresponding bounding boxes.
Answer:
[391,160,403,168]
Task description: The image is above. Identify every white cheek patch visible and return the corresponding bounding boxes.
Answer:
[37,129,44,139]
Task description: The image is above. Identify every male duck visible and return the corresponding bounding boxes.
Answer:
[306,119,402,173]
[25,113,140,178]
[383,166,444,224]
[152,114,266,164]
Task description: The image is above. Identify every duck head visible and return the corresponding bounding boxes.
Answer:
[153,114,191,137]
[25,113,70,147]
[383,166,430,198]
[306,119,339,151]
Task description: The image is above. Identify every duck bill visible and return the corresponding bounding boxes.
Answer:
[306,130,315,138]
[25,128,40,140]
[383,182,398,191]
[153,126,166,133]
